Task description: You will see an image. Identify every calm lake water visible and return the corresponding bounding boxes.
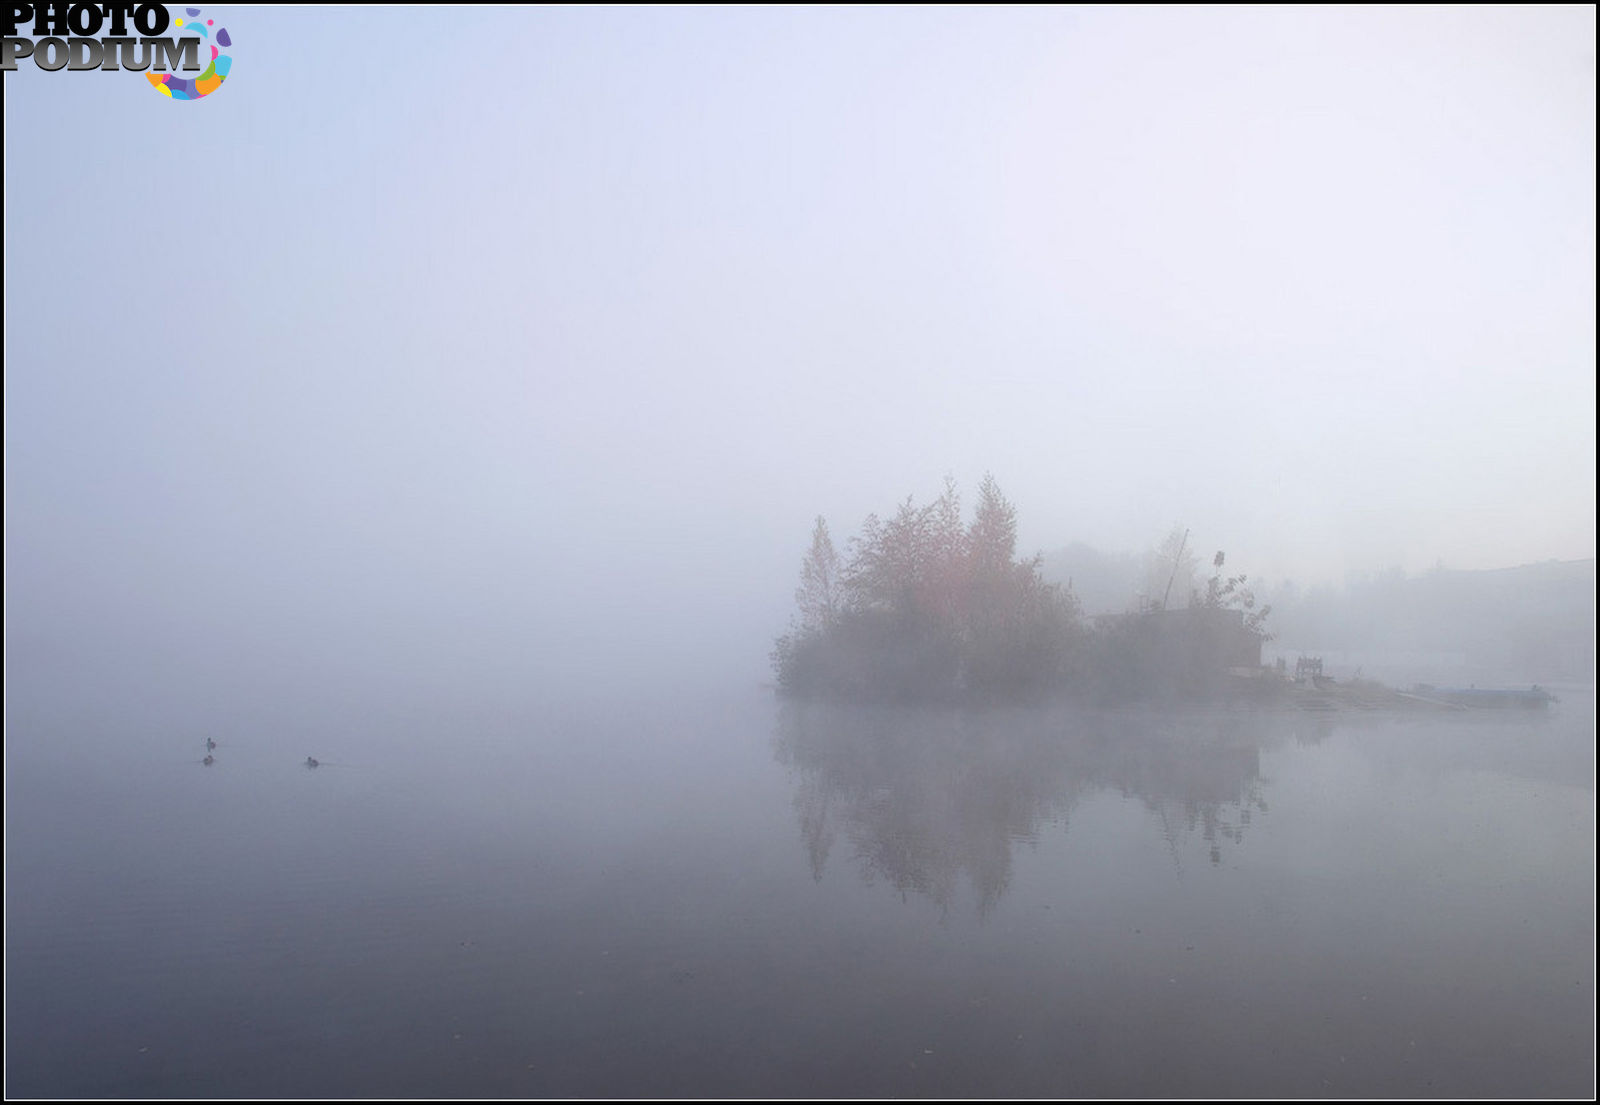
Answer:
[6,685,1594,1098]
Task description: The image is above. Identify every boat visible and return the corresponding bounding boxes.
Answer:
[1411,684,1557,709]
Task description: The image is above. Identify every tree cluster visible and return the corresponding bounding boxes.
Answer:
[774,482,1276,705]
[772,476,1083,702]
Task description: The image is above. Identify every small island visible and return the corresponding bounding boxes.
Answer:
[772,477,1560,712]
[772,476,1277,705]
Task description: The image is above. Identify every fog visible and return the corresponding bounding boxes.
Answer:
[5,6,1595,1099]
[6,6,1594,721]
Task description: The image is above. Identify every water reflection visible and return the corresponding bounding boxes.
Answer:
[774,703,1299,913]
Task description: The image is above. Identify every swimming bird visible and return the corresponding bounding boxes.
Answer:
[305,757,320,768]
[203,754,215,766]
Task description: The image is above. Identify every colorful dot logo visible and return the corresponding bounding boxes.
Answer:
[147,7,231,100]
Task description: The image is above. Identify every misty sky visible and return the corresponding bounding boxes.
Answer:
[5,6,1595,693]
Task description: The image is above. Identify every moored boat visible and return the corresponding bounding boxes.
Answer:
[1411,684,1557,709]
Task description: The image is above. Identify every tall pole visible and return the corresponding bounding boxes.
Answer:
[1160,527,1189,612]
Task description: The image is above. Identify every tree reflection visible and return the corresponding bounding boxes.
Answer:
[774,703,1287,913]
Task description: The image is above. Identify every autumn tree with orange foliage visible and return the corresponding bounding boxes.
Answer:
[773,476,1083,702]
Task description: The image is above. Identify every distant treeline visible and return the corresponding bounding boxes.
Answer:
[1264,560,1595,682]
[772,477,1269,704]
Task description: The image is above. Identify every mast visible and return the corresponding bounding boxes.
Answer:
[1160,528,1189,612]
